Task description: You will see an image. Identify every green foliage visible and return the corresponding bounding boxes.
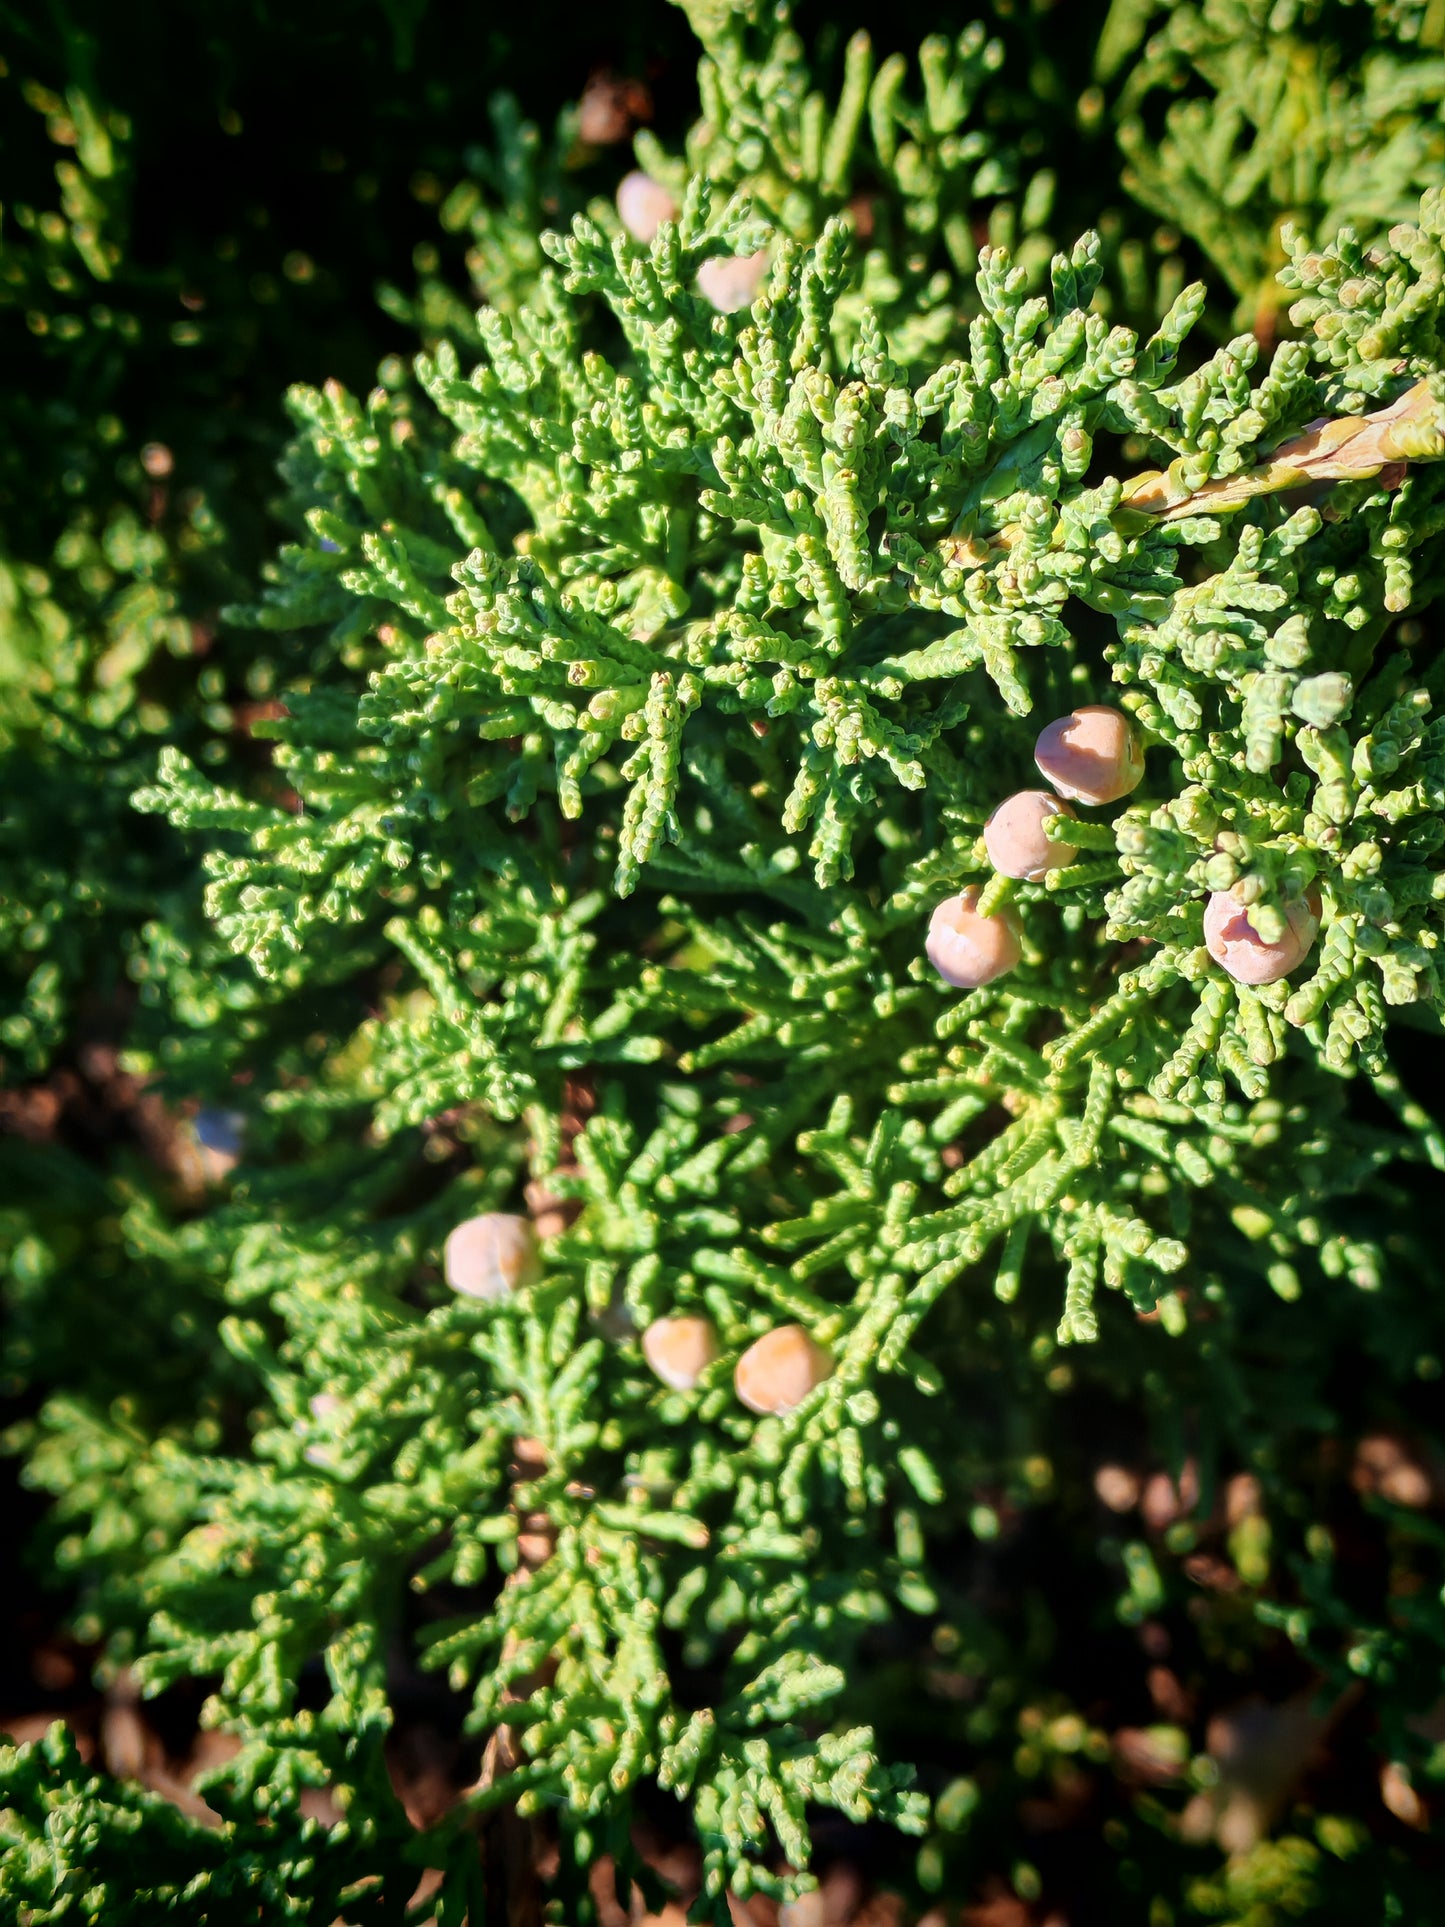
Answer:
[1103,0,1445,326]
[0,70,201,1066]
[143,157,1445,1344]
[0,1723,431,1925]
[8,2,1445,1923]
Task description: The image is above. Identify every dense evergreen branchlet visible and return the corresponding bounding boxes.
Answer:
[9,3,1445,1921]
[1103,0,1445,327]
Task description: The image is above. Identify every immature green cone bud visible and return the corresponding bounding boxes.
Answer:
[444,1212,543,1300]
[642,1314,719,1390]
[735,1325,834,1415]
[617,170,677,243]
[1034,704,1145,805]
[926,885,1023,989]
[1204,889,1321,985]
[697,250,769,312]
[984,789,1079,879]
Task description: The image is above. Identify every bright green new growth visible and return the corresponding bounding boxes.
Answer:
[12,1,1445,1920]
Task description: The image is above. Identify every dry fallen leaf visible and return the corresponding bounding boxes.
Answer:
[1380,1760,1427,1829]
[1352,1435,1433,1508]
[1180,1687,1349,1853]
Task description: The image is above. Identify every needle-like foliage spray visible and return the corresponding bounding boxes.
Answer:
[9,3,1445,1921]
